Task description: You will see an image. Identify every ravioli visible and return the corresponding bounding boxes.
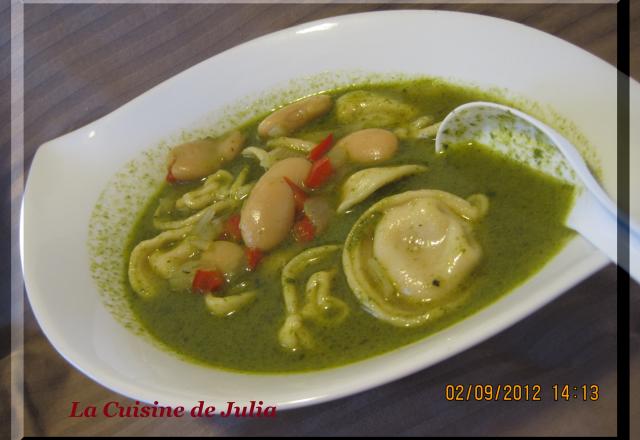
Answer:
[337,165,427,213]
[343,190,489,327]
[373,191,487,301]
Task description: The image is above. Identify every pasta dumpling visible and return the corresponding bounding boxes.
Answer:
[343,190,489,327]
[335,91,418,127]
[337,164,427,213]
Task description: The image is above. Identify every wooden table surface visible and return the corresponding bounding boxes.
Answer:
[2,2,639,437]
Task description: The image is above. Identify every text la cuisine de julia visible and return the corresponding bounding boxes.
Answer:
[69,400,276,418]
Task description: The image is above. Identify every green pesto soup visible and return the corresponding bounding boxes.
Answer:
[126,80,575,372]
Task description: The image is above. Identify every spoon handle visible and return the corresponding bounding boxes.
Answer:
[567,190,640,282]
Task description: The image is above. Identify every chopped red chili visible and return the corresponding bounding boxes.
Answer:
[304,156,334,189]
[192,269,225,294]
[166,168,177,183]
[245,247,263,271]
[166,159,177,183]
[283,177,308,212]
[293,215,315,242]
[223,214,242,242]
[307,133,334,162]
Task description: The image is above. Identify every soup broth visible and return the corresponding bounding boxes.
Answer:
[125,80,575,372]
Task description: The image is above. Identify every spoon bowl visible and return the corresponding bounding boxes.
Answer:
[435,101,638,280]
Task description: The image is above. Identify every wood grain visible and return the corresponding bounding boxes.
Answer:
[2,2,637,436]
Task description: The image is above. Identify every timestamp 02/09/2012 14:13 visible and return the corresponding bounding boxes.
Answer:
[444,384,600,402]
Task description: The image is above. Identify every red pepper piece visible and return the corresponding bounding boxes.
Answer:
[223,214,242,242]
[283,177,308,212]
[192,269,225,294]
[166,159,177,183]
[293,215,315,242]
[246,247,263,271]
[307,133,334,162]
[304,156,334,189]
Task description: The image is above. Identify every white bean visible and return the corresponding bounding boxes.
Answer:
[258,95,332,138]
[168,131,245,181]
[240,157,312,251]
[335,128,398,164]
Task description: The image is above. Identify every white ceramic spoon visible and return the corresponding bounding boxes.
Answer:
[435,101,639,281]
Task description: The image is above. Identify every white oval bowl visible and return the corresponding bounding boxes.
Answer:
[22,10,630,410]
